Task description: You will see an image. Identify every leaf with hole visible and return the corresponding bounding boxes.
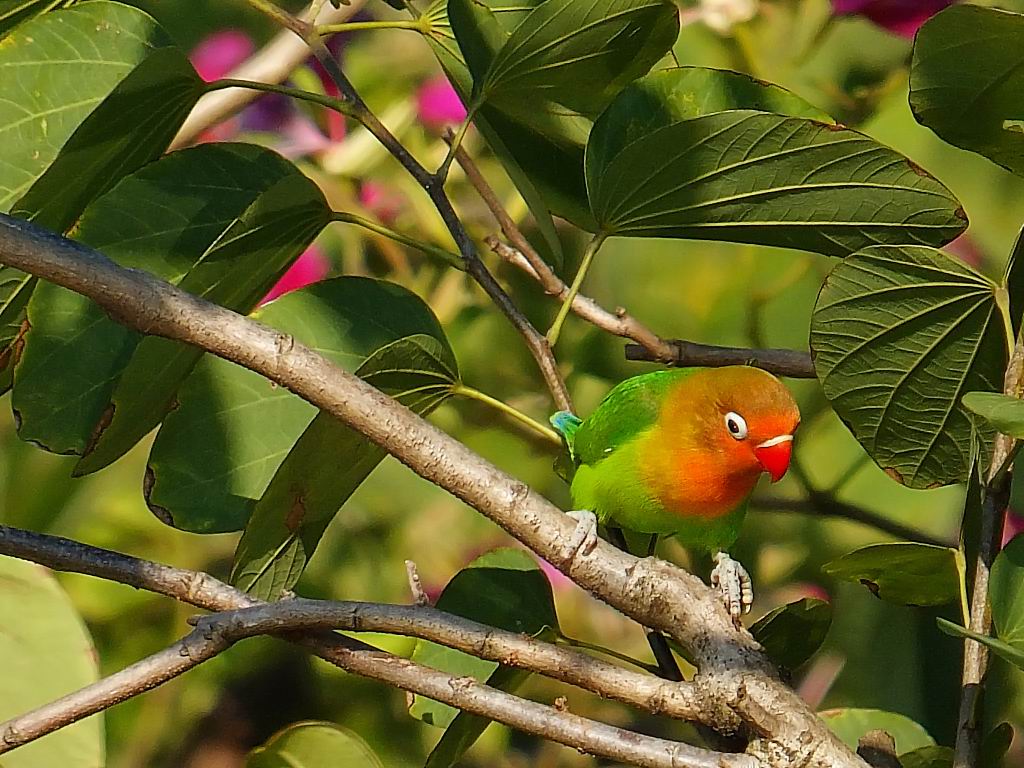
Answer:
[822,543,963,607]
[750,598,831,669]
[246,721,382,768]
[0,1,171,212]
[820,708,935,754]
[0,555,103,768]
[409,547,558,755]
[586,111,966,255]
[810,245,1006,488]
[148,278,455,533]
[12,143,328,465]
[231,334,459,599]
[910,5,1024,177]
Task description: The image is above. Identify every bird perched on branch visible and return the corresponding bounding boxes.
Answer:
[551,366,800,622]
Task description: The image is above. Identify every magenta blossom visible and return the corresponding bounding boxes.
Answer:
[261,246,330,305]
[1003,514,1024,549]
[831,0,953,37]
[359,181,405,225]
[416,76,468,131]
[190,29,254,82]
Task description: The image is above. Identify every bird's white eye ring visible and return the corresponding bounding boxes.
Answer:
[724,411,748,440]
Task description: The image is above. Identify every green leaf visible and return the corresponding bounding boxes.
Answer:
[822,543,962,606]
[0,0,75,39]
[810,245,1006,488]
[990,534,1024,648]
[0,1,171,212]
[424,665,528,768]
[819,708,935,755]
[12,46,205,235]
[1002,225,1024,338]
[12,143,327,463]
[0,555,103,768]
[231,335,458,599]
[750,598,831,670]
[937,618,1024,671]
[409,548,558,734]
[0,269,34,394]
[982,723,1013,767]
[426,0,569,256]
[962,392,1024,439]
[587,67,832,177]
[898,746,953,768]
[910,5,1024,178]
[476,0,678,123]
[147,278,454,533]
[586,111,966,255]
[246,721,382,768]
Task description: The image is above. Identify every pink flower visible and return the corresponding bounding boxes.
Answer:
[359,181,404,225]
[261,246,330,304]
[1002,514,1024,549]
[416,77,467,131]
[190,29,254,82]
[831,0,953,37]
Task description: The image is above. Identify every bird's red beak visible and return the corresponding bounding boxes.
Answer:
[755,435,793,483]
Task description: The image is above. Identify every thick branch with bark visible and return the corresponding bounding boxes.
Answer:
[0,213,867,768]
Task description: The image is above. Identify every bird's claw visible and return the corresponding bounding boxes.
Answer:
[711,551,753,626]
[563,509,599,562]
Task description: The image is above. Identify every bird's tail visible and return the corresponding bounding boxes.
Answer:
[549,411,582,459]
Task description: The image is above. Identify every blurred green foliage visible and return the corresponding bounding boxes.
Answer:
[2,1,1024,766]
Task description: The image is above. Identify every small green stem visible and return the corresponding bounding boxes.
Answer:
[546,233,607,347]
[206,78,356,118]
[437,108,476,182]
[453,385,561,445]
[330,211,462,268]
[556,633,661,675]
[245,0,308,36]
[317,19,428,34]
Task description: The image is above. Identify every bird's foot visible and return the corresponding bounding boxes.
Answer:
[711,551,753,626]
[563,509,599,562]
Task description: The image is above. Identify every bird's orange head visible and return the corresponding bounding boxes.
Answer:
[647,366,801,516]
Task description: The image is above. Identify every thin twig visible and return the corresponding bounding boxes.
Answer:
[171,1,365,149]
[953,331,1024,768]
[290,22,572,411]
[405,559,429,606]
[626,340,816,378]
[0,212,869,768]
[757,497,953,548]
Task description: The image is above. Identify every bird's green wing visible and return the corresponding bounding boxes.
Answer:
[574,369,695,467]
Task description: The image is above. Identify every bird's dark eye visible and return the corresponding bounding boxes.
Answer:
[724,411,748,440]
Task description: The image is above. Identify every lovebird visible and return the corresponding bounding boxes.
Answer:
[551,366,800,620]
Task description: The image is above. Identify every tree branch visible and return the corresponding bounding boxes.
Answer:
[170,1,365,149]
[0,213,868,768]
[626,340,816,379]
[953,330,1024,767]
[0,525,703,727]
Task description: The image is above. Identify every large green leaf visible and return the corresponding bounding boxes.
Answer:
[810,245,1006,488]
[12,46,205,235]
[147,278,454,533]
[409,548,558,746]
[587,67,832,174]
[475,0,678,123]
[822,543,962,607]
[586,111,966,255]
[246,722,383,768]
[0,555,103,768]
[910,5,1024,178]
[426,0,568,257]
[12,143,327,463]
[819,708,935,755]
[990,534,1024,648]
[897,746,953,768]
[231,335,458,599]
[962,392,1024,439]
[750,598,831,670]
[0,1,170,212]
